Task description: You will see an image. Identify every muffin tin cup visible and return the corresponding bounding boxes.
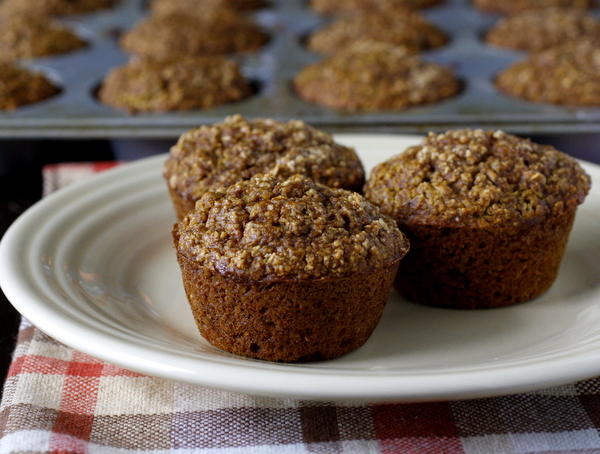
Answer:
[2,0,600,138]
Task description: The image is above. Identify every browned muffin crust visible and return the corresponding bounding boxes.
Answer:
[0,62,58,110]
[173,173,409,362]
[163,114,366,219]
[495,38,600,106]
[149,0,267,15]
[306,9,448,54]
[364,129,591,309]
[485,8,600,52]
[120,9,269,58]
[97,55,252,113]
[0,0,116,17]
[310,0,443,15]
[473,0,594,15]
[293,40,460,112]
[0,14,86,61]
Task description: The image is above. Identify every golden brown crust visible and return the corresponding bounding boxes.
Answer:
[149,0,268,15]
[163,114,366,219]
[473,0,594,15]
[306,9,448,54]
[0,0,116,17]
[310,0,443,15]
[364,129,591,228]
[97,55,252,113]
[485,8,600,52]
[495,39,600,106]
[0,62,58,110]
[173,173,408,362]
[293,40,460,112]
[0,13,86,61]
[120,10,269,58]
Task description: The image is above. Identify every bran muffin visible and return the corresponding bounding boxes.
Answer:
[97,55,252,114]
[364,129,591,309]
[149,0,267,15]
[120,9,269,58]
[310,0,443,15]
[306,9,448,54]
[0,13,87,61]
[0,62,59,110]
[172,173,409,362]
[163,114,366,219]
[495,38,600,106]
[0,0,116,17]
[473,0,594,15]
[485,8,600,52]
[293,40,460,112]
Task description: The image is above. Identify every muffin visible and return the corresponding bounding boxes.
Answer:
[149,0,267,15]
[310,0,443,15]
[0,62,59,110]
[293,40,460,112]
[120,9,269,58]
[306,9,448,54]
[0,0,116,17]
[495,38,600,106]
[364,129,591,309]
[485,8,600,52]
[172,173,409,362]
[163,114,366,219]
[473,0,594,15]
[0,13,86,61]
[97,55,252,114]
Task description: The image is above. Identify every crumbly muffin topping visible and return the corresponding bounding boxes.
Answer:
[0,13,86,61]
[149,0,267,15]
[120,9,269,58]
[485,8,600,52]
[163,114,365,200]
[306,9,448,54]
[98,55,251,113]
[473,0,593,15]
[364,129,591,228]
[293,40,460,112]
[495,38,600,106]
[0,62,58,110]
[0,0,116,17]
[174,174,409,281]
[310,0,443,15]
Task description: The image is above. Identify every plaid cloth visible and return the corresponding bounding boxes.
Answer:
[2,162,600,453]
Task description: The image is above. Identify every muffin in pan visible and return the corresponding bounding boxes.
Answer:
[0,13,86,61]
[172,173,409,362]
[495,38,600,106]
[0,62,59,110]
[310,0,443,15]
[97,55,253,114]
[473,0,594,15]
[364,129,591,309]
[306,9,448,54]
[163,114,366,220]
[0,0,117,17]
[120,9,269,58]
[293,40,460,112]
[485,8,600,52]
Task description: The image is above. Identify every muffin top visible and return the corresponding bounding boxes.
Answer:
[310,0,443,15]
[98,55,252,113]
[174,174,409,281]
[485,8,600,52]
[0,0,116,17]
[473,0,594,15]
[0,62,58,110]
[364,129,591,228]
[0,13,87,61]
[495,38,600,106]
[306,9,448,54]
[163,114,365,200]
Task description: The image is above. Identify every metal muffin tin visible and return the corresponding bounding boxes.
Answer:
[3,0,600,138]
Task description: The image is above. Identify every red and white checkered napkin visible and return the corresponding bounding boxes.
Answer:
[2,162,600,453]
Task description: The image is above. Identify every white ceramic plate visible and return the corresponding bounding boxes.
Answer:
[2,134,600,403]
